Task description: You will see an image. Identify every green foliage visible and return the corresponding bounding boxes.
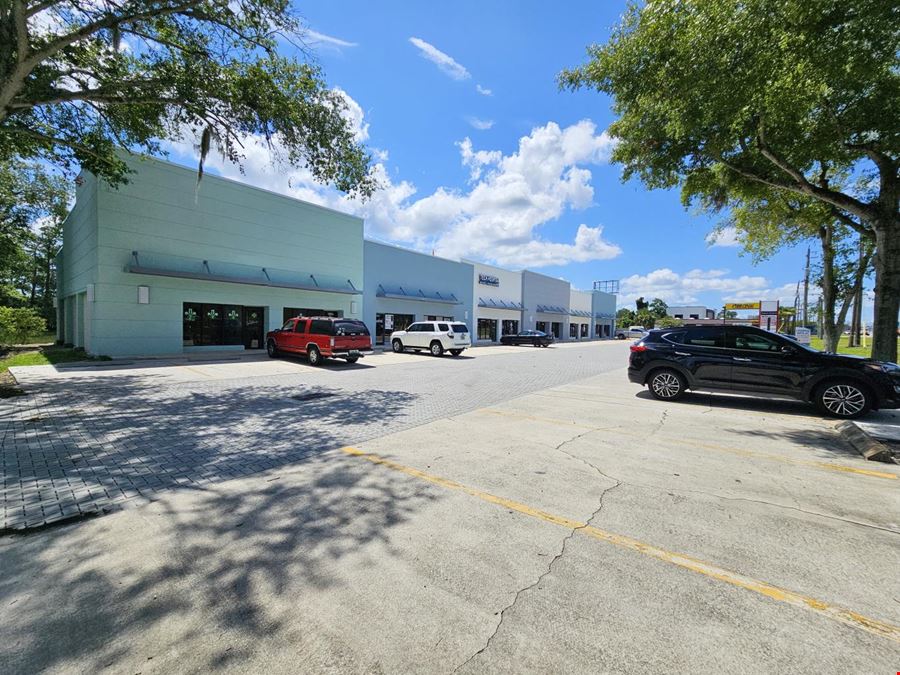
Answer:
[616,307,636,328]
[0,159,68,327]
[0,306,46,346]
[560,0,898,209]
[634,309,656,329]
[0,1,375,197]
[655,316,683,329]
[648,297,668,319]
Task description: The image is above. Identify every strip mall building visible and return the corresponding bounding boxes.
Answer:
[58,156,616,356]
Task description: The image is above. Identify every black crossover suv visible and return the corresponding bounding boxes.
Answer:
[499,330,554,347]
[627,325,900,419]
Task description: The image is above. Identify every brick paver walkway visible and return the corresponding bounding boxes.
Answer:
[1,344,627,529]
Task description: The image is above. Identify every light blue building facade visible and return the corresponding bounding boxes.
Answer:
[58,156,616,356]
[58,155,364,356]
[362,241,474,347]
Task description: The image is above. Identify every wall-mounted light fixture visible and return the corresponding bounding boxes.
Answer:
[137,285,150,304]
[350,300,358,314]
[86,284,95,303]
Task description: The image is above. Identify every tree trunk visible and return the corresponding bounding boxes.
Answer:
[870,222,900,363]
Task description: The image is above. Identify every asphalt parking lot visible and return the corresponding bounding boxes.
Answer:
[1,341,899,673]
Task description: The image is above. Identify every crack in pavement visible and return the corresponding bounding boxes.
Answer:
[453,431,622,672]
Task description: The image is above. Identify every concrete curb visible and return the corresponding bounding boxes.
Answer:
[835,421,896,463]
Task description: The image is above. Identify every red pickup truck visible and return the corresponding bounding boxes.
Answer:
[266,316,372,365]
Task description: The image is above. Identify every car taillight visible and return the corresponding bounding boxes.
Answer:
[630,344,648,353]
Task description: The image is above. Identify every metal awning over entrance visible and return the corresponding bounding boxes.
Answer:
[126,251,360,294]
[570,309,592,318]
[477,297,525,311]
[535,304,570,315]
[376,284,461,305]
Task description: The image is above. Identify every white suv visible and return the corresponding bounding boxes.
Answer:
[391,321,471,356]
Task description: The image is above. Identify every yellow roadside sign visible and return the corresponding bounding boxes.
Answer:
[725,302,760,310]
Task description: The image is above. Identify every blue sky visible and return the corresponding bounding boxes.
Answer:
[166,0,821,313]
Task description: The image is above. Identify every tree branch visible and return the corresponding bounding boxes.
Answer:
[753,120,874,221]
[830,207,875,240]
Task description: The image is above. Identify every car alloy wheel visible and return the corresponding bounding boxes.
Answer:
[308,346,321,366]
[392,339,403,353]
[430,341,444,356]
[820,384,867,417]
[266,339,278,358]
[650,371,682,399]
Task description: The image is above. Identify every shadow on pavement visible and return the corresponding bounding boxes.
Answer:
[0,449,438,673]
[2,373,419,529]
[635,389,820,418]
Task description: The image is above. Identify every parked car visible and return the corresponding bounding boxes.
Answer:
[390,321,471,356]
[500,330,554,347]
[266,316,372,365]
[616,325,648,340]
[627,325,900,418]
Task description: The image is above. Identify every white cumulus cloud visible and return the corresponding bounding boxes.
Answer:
[707,226,741,247]
[618,268,797,308]
[476,84,493,96]
[409,37,471,80]
[164,90,622,270]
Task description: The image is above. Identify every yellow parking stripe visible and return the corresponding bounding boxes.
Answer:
[341,446,900,645]
[475,408,898,481]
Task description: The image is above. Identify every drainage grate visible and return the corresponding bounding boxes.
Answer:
[291,391,337,402]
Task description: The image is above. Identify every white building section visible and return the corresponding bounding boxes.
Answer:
[469,261,525,343]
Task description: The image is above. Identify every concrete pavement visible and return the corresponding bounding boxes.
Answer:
[1,345,899,673]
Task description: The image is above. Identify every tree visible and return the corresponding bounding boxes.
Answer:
[0,159,69,310]
[710,188,873,352]
[561,0,900,362]
[616,307,636,328]
[648,297,668,319]
[0,1,375,197]
[634,309,656,329]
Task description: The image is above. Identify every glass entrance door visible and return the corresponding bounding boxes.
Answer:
[242,307,264,349]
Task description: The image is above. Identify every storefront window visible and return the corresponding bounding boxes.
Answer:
[569,323,578,338]
[501,319,519,336]
[536,321,547,333]
[477,318,497,341]
[183,303,264,348]
[581,323,589,338]
[426,315,453,321]
[551,322,561,338]
[376,313,414,345]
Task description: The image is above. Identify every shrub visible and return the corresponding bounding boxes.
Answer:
[0,307,47,346]
[655,316,684,329]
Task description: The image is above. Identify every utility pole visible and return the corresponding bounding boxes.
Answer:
[802,246,810,328]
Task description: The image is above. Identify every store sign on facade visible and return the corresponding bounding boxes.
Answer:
[479,273,500,287]
[385,314,394,330]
